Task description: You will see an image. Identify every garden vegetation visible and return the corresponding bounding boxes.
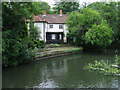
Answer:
[2,2,47,67]
[66,2,120,48]
[2,1,120,67]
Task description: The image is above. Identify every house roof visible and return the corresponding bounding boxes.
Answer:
[26,16,45,22]
[34,16,45,22]
[33,14,69,24]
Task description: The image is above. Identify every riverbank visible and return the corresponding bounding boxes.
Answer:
[34,44,83,61]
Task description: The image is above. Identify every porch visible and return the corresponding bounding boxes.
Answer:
[46,32,64,44]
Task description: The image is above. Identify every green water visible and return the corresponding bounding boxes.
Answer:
[2,51,119,88]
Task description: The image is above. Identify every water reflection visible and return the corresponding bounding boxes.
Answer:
[2,52,119,88]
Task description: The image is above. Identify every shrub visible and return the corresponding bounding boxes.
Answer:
[33,40,45,48]
[2,36,36,67]
[49,43,60,47]
[28,38,35,49]
[39,40,45,48]
[114,55,120,65]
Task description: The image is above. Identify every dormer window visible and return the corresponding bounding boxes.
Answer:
[49,25,53,28]
[59,25,63,29]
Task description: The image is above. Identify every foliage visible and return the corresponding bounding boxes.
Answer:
[67,1,119,48]
[49,43,60,47]
[85,20,114,47]
[2,2,46,67]
[87,2,106,12]
[114,55,120,65]
[2,34,35,67]
[66,8,103,47]
[39,40,46,48]
[34,40,45,48]
[38,2,51,14]
[85,55,120,76]
[29,25,41,40]
[87,2,120,45]
[27,38,45,49]
[53,1,80,14]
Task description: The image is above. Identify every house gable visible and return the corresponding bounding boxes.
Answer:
[28,10,69,43]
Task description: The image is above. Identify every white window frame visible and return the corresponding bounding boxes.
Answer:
[59,24,63,29]
[59,34,62,40]
[49,25,53,28]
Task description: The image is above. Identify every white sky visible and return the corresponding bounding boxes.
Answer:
[42,0,119,8]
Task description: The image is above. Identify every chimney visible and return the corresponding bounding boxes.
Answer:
[43,10,46,16]
[60,9,62,16]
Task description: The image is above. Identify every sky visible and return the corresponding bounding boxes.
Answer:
[42,0,119,8]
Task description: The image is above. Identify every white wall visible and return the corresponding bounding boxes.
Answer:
[44,23,48,42]
[47,24,64,32]
[33,22,68,43]
[63,24,68,43]
[46,24,68,43]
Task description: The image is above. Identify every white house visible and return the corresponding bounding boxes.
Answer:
[27,10,69,44]
[26,10,69,43]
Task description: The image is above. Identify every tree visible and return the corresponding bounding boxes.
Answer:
[87,2,106,12]
[87,2,119,44]
[38,2,51,14]
[53,1,80,14]
[66,8,102,46]
[85,20,114,47]
[2,2,44,67]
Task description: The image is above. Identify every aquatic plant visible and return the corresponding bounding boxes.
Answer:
[85,55,120,76]
[114,55,120,65]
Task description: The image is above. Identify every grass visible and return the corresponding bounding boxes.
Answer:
[49,43,60,47]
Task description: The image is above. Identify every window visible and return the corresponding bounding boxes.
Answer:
[59,34,62,40]
[52,34,56,39]
[49,25,53,28]
[59,25,63,29]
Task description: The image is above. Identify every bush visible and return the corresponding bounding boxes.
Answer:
[114,55,120,65]
[28,38,35,49]
[33,40,45,48]
[39,40,45,48]
[2,35,36,67]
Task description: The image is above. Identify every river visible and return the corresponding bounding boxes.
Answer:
[2,51,119,88]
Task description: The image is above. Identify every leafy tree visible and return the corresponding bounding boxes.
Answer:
[85,20,114,47]
[67,8,102,46]
[53,1,80,14]
[87,2,119,44]
[38,2,51,14]
[2,2,45,67]
[87,2,106,12]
